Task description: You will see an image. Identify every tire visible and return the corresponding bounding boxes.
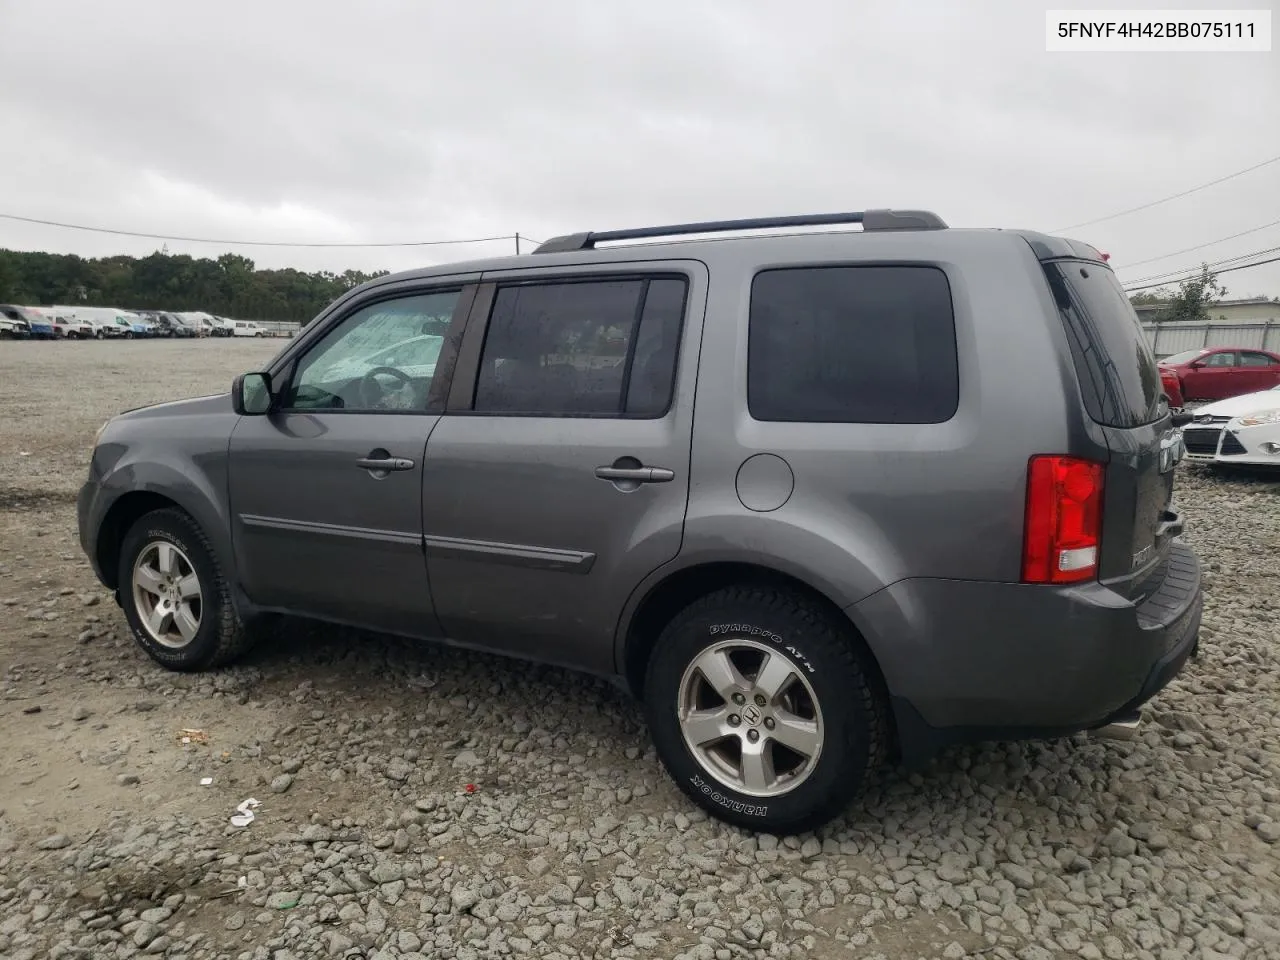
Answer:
[117,508,257,671]
[124,331,134,339]
[96,330,105,340]
[644,585,889,834]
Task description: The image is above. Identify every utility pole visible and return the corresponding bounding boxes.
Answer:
[515,233,521,255]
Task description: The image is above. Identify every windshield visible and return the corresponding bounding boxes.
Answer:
[1160,349,1207,365]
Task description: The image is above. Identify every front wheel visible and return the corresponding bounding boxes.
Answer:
[118,508,258,671]
[644,586,890,834]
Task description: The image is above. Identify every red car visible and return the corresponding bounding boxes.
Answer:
[1158,346,1280,408]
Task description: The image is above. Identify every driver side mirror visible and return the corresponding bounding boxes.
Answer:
[233,372,273,415]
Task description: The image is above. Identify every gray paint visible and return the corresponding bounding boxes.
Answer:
[77,222,1203,763]
[735,454,794,512]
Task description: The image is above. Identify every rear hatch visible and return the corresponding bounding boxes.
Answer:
[1039,254,1178,601]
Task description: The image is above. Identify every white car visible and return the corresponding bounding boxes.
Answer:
[230,320,266,337]
[1179,385,1280,468]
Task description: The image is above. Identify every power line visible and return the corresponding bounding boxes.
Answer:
[1123,254,1280,292]
[1051,153,1280,232]
[0,211,526,249]
[1113,219,1280,270]
[1123,243,1280,286]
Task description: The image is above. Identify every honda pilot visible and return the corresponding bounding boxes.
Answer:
[78,209,1203,832]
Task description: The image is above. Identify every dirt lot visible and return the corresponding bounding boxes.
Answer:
[1,338,1279,960]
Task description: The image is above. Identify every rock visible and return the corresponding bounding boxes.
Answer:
[451,884,478,912]
[70,706,90,722]
[527,855,551,878]
[370,862,403,885]
[132,923,160,948]
[37,834,71,850]
[452,750,480,769]
[224,913,245,931]
[270,774,294,794]
[267,891,300,909]
[1256,821,1280,843]
[1000,863,1035,889]
[301,825,331,843]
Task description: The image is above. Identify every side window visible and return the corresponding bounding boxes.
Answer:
[473,276,687,417]
[1240,351,1275,367]
[1203,351,1237,367]
[284,290,460,412]
[748,265,958,423]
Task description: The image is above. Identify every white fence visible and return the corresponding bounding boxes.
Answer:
[1141,320,1280,358]
[255,320,302,338]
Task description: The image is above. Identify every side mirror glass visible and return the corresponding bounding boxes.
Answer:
[233,372,273,415]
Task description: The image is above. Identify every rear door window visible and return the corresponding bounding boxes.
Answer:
[473,277,687,417]
[1042,261,1163,428]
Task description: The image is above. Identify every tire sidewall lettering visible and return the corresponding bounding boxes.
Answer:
[690,774,768,817]
[707,622,817,675]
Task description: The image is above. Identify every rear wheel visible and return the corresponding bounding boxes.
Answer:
[118,508,258,671]
[644,585,889,834]
[95,329,105,340]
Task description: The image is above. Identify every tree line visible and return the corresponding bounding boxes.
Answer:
[0,247,1266,327]
[0,248,390,323]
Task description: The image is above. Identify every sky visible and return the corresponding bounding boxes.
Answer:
[1,0,1278,298]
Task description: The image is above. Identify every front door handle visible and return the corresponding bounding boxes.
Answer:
[356,457,415,471]
[594,465,675,483]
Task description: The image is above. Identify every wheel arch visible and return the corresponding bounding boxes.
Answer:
[94,491,188,591]
[620,561,894,715]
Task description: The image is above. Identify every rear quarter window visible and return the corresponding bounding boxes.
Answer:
[747,265,959,423]
[1043,261,1163,428]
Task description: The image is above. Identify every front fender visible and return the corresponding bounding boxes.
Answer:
[87,442,234,592]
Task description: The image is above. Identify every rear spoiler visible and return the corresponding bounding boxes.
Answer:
[1017,232,1112,265]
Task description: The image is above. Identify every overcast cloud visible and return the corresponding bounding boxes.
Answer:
[1,0,1278,297]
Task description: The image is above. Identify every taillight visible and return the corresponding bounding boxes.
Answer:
[1022,455,1105,584]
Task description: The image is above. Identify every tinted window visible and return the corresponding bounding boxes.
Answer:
[1240,351,1274,367]
[625,279,687,416]
[474,277,686,417]
[1162,349,1206,365]
[1202,351,1236,367]
[747,266,958,423]
[1044,261,1163,428]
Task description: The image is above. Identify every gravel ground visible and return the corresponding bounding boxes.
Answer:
[1,338,1279,960]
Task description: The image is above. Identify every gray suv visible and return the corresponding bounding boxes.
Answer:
[78,210,1203,833]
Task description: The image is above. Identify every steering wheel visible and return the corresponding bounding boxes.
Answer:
[359,365,413,408]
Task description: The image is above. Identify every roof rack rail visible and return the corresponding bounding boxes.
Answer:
[533,208,947,254]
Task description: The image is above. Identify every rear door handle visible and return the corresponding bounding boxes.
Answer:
[594,466,675,483]
[356,457,415,471]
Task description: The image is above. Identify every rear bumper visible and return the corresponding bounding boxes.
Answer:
[853,541,1202,764]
